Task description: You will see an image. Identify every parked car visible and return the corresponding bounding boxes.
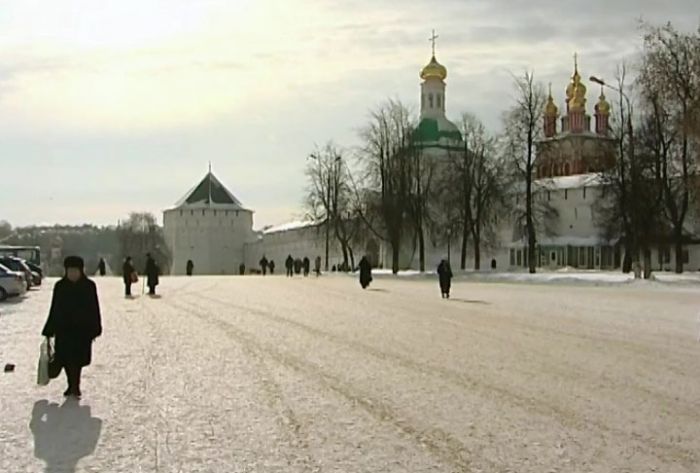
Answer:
[0,263,27,301]
[0,256,33,290]
[26,261,43,280]
[24,261,42,286]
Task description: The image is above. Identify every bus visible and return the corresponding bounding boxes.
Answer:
[0,245,42,266]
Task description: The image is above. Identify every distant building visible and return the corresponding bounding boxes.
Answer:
[163,172,255,275]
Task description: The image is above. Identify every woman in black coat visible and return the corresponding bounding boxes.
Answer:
[122,256,135,297]
[42,256,102,398]
[145,253,159,295]
[358,256,372,289]
[437,259,453,298]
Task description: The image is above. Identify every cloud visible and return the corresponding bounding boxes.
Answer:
[1,0,697,227]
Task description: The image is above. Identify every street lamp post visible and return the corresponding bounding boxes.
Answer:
[590,75,640,277]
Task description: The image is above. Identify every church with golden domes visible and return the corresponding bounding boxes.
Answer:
[163,42,700,274]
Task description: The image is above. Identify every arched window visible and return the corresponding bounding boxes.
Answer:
[428,93,434,108]
[436,94,441,108]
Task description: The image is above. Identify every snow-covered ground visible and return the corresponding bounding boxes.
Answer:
[373,268,700,286]
[1,275,699,472]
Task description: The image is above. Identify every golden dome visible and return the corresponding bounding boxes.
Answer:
[420,55,447,81]
[595,88,611,115]
[566,57,587,111]
[545,84,558,117]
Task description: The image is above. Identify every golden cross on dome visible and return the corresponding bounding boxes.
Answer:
[429,29,439,56]
[574,52,578,72]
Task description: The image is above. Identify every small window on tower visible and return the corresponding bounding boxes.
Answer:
[436,94,441,108]
[428,93,434,108]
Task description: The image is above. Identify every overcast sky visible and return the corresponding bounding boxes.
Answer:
[1,0,697,229]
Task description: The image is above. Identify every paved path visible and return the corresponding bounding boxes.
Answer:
[1,276,699,472]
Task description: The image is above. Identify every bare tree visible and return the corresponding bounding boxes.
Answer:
[117,212,170,274]
[305,143,359,271]
[0,220,13,241]
[503,72,547,273]
[358,99,416,274]
[442,114,506,270]
[638,23,700,272]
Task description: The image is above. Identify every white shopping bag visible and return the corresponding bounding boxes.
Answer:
[37,339,50,386]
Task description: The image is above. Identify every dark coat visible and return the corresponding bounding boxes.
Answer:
[186,260,194,276]
[122,261,135,284]
[358,257,372,288]
[437,261,453,294]
[145,257,159,288]
[285,256,294,269]
[42,277,102,367]
[97,259,106,276]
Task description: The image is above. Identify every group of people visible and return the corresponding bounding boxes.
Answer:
[284,255,322,277]
[258,256,276,275]
[121,253,160,297]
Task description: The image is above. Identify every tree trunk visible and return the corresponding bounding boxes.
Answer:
[460,220,468,270]
[391,239,400,274]
[418,228,425,272]
[473,238,481,271]
[674,229,684,274]
[526,182,536,274]
[341,243,349,272]
[643,247,652,279]
[348,247,355,271]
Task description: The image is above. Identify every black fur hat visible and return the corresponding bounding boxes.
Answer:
[63,256,85,270]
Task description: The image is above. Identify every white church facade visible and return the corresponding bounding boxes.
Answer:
[163,46,700,275]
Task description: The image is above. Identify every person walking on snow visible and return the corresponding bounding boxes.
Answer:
[437,259,453,299]
[314,256,322,276]
[285,255,294,277]
[96,258,106,276]
[259,255,269,276]
[358,256,372,289]
[41,256,102,398]
[186,259,194,276]
[269,260,275,275]
[145,253,159,295]
[302,257,310,277]
[122,256,136,297]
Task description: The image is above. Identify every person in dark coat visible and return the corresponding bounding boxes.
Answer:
[294,258,302,275]
[358,256,372,289]
[186,259,194,276]
[145,253,159,295]
[259,256,269,276]
[239,263,246,275]
[314,256,322,276]
[97,258,106,276]
[285,255,294,277]
[437,259,453,298]
[122,256,135,297]
[302,257,310,277]
[41,256,102,398]
[269,260,275,275]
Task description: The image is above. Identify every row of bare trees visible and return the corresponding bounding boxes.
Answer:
[305,100,507,274]
[304,21,699,275]
[596,23,700,276]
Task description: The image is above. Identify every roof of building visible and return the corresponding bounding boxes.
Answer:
[414,116,463,145]
[261,220,320,235]
[171,172,248,210]
[536,173,603,190]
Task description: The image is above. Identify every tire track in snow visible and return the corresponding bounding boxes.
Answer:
[158,296,323,473]
[186,290,698,471]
